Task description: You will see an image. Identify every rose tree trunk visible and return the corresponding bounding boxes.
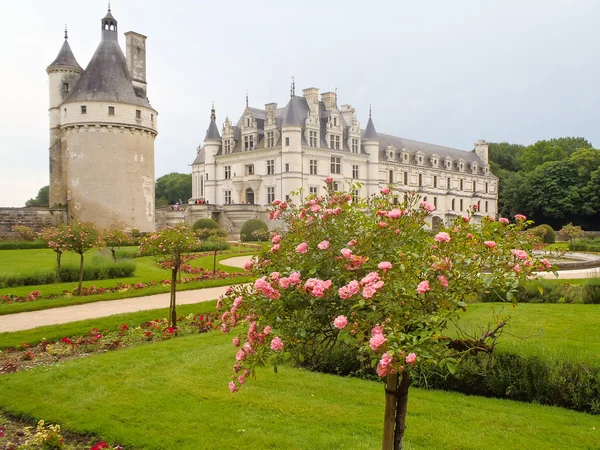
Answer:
[77,253,84,296]
[170,267,178,328]
[381,371,410,450]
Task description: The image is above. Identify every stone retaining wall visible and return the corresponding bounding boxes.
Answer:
[0,207,67,239]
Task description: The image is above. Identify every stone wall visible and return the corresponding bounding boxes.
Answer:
[0,207,67,239]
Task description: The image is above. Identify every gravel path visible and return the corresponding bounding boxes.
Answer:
[0,254,597,333]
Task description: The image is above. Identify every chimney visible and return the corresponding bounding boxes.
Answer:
[321,91,336,111]
[303,87,319,112]
[265,102,278,113]
[125,31,147,95]
[341,105,355,124]
[474,139,489,166]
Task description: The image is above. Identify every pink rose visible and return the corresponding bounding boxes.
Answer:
[263,325,272,335]
[325,177,333,184]
[341,248,353,258]
[381,187,390,195]
[318,240,330,250]
[513,264,521,273]
[378,222,388,228]
[540,258,552,269]
[233,336,240,347]
[515,214,527,221]
[238,375,246,385]
[272,234,281,244]
[333,315,348,329]
[376,352,393,377]
[270,244,280,252]
[417,280,430,294]
[438,275,448,288]
[378,261,392,272]
[229,381,238,393]
[272,199,281,206]
[420,201,435,212]
[270,336,284,352]
[235,349,246,361]
[362,285,377,298]
[311,204,322,213]
[405,352,417,365]
[484,241,497,249]
[511,249,528,260]
[347,239,357,246]
[295,242,308,253]
[369,332,387,351]
[499,217,509,224]
[434,232,451,243]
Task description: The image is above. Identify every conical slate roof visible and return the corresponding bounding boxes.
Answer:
[47,39,82,71]
[205,107,221,141]
[64,33,152,108]
[282,95,307,127]
[363,115,378,140]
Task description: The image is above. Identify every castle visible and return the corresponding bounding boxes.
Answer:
[46,7,158,232]
[191,84,498,228]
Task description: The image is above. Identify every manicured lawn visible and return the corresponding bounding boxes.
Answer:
[0,332,598,449]
[0,300,218,350]
[459,303,600,366]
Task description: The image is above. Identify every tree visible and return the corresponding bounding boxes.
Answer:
[62,222,101,295]
[139,225,198,327]
[25,186,49,207]
[488,142,524,172]
[101,228,132,262]
[559,223,585,245]
[218,183,551,449]
[155,173,192,205]
[39,224,69,271]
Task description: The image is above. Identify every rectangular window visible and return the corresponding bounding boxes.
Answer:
[485,201,489,212]
[63,83,69,92]
[451,199,455,210]
[267,159,275,175]
[352,165,359,179]
[309,130,318,147]
[333,182,339,191]
[418,174,423,186]
[224,165,231,180]
[351,138,359,153]
[225,190,231,204]
[335,135,340,150]
[352,189,359,203]
[460,179,464,191]
[404,172,408,185]
[224,139,231,154]
[80,105,87,114]
[285,163,290,172]
[267,187,275,204]
[151,114,154,123]
[309,186,318,195]
[447,177,451,190]
[473,180,476,192]
[246,164,254,175]
[267,131,274,148]
[485,182,489,194]
[330,157,341,174]
[108,106,115,115]
[389,170,394,184]
[136,110,141,119]
[309,159,317,175]
[460,199,464,211]
[433,197,438,208]
[285,137,290,146]
[63,108,67,117]
[433,176,438,188]
[244,135,254,151]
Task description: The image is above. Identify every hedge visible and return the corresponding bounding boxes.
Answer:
[479,280,600,304]
[0,241,47,250]
[569,237,600,252]
[0,261,136,288]
[192,218,220,231]
[240,219,269,242]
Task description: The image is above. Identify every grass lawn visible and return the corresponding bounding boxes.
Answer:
[0,248,253,315]
[0,332,598,450]
[459,303,600,366]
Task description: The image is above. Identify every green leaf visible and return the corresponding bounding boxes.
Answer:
[538,286,544,296]
[446,361,457,375]
[298,353,305,363]
[273,365,278,374]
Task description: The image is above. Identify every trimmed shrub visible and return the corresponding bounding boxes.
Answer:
[534,224,556,244]
[479,280,600,304]
[240,219,269,242]
[194,240,231,252]
[0,240,47,250]
[11,225,36,241]
[192,218,220,231]
[0,261,136,288]
[569,237,600,252]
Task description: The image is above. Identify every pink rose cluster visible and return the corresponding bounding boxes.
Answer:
[420,201,436,212]
[540,258,552,269]
[304,278,333,297]
[333,315,348,329]
[278,271,302,288]
[370,326,387,351]
[254,276,281,300]
[511,249,529,260]
[360,272,385,299]
[515,214,527,221]
[434,232,451,243]
[339,247,367,270]
[295,242,308,254]
[499,217,510,224]
[317,240,330,250]
[338,280,361,299]
[376,352,393,377]
[417,280,430,294]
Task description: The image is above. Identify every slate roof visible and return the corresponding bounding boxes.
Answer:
[192,146,205,165]
[282,95,308,126]
[363,116,377,140]
[205,108,221,140]
[63,17,152,108]
[47,39,82,71]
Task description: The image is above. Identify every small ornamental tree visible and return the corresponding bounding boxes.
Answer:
[560,223,585,245]
[101,228,132,262]
[139,225,198,327]
[39,224,69,271]
[62,222,101,296]
[11,225,36,241]
[218,182,553,450]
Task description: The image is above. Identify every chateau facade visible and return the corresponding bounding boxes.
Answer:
[191,86,497,225]
[47,8,158,232]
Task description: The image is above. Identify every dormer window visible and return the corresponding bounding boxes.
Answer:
[445,158,453,170]
[483,166,489,175]
[351,138,359,153]
[244,135,254,151]
[430,154,439,167]
[457,160,465,172]
[330,135,340,150]
[223,139,232,154]
[309,130,318,147]
[267,131,275,148]
[415,152,425,165]
[333,116,338,126]
[401,149,410,163]
[471,162,478,174]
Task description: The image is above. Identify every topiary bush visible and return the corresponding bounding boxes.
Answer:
[239,218,268,242]
[535,224,556,244]
[192,218,220,231]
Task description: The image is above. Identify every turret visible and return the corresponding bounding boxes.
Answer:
[47,26,83,207]
[101,7,118,42]
[203,104,221,204]
[363,106,380,196]
[474,139,489,166]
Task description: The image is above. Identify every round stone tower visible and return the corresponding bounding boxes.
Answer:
[47,7,158,232]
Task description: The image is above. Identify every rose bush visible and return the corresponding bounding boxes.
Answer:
[218,181,551,449]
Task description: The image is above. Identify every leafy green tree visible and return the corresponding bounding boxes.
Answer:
[62,222,101,295]
[219,183,551,449]
[25,186,49,206]
[139,225,198,327]
[488,142,524,172]
[155,173,192,205]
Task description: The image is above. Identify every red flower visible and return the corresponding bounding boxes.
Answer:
[0,427,5,437]
[61,337,73,345]
[95,333,103,339]
[144,331,152,337]
[90,442,109,450]
[121,324,128,331]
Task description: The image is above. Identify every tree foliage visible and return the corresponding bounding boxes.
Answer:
[62,222,101,296]
[218,183,552,448]
[155,173,192,205]
[25,186,49,207]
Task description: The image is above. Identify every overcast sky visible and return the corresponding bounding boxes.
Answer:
[1,0,599,207]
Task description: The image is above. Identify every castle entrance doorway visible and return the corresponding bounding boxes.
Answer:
[245,188,254,205]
